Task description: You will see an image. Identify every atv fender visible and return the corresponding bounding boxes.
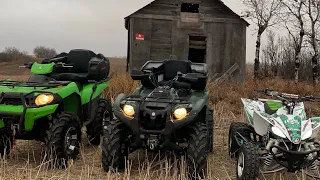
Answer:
[81,81,110,105]
[61,93,82,116]
[113,93,128,110]
[25,104,59,131]
[188,92,209,116]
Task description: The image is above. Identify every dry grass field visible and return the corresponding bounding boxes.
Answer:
[0,58,320,179]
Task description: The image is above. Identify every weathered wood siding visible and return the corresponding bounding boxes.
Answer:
[127,0,247,82]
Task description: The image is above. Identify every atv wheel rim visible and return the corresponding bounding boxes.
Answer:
[64,127,78,153]
[237,152,244,177]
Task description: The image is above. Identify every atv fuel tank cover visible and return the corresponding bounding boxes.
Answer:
[266,101,283,110]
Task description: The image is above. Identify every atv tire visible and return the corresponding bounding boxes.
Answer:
[206,108,214,152]
[186,122,209,180]
[86,99,112,146]
[45,112,81,169]
[228,122,254,158]
[236,142,260,180]
[101,118,128,172]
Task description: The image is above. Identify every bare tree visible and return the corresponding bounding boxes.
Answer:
[262,30,280,76]
[33,46,57,58]
[242,0,283,79]
[281,0,306,83]
[303,0,320,83]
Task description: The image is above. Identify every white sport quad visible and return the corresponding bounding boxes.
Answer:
[228,89,320,179]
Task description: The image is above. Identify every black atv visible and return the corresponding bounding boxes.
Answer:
[101,59,214,179]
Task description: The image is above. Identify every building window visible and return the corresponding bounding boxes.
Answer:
[181,3,199,13]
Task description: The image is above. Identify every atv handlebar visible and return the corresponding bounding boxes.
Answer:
[19,62,73,69]
[254,88,320,102]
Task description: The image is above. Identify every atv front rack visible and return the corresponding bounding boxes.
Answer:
[123,95,190,104]
[0,80,71,88]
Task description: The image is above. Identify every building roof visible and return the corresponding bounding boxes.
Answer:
[124,0,250,29]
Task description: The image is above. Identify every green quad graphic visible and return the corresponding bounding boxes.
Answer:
[101,60,214,180]
[228,89,320,179]
[0,49,112,168]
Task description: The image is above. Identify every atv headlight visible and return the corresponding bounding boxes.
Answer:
[301,130,312,140]
[123,104,135,117]
[271,126,286,138]
[35,94,54,106]
[173,108,187,120]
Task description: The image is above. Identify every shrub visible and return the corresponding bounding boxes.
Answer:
[33,46,57,58]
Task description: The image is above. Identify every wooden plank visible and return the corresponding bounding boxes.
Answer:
[150,43,172,49]
[189,45,206,49]
[214,63,239,84]
[131,14,177,20]
[151,38,172,44]
[189,40,206,46]
[150,19,172,61]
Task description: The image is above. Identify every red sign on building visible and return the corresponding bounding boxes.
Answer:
[136,33,145,40]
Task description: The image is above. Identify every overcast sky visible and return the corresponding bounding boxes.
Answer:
[0,0,257,62]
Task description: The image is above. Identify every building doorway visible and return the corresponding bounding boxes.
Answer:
[188,35,206,63]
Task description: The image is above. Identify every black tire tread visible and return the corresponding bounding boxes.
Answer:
[237,142,260,180]
[206,108,214,152]
[228,122,253,158]
[45,112,81,168]
[86,98,112,145]
[101,118,127,172]
[186,122,209,179]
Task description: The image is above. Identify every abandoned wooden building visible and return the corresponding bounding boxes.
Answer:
[124,0,249,81]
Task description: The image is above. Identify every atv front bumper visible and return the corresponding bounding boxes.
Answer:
[0,104,58,131]
[270,144,320,172]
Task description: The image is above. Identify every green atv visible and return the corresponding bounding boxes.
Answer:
[101,60,214,179]
[0,49,112,168]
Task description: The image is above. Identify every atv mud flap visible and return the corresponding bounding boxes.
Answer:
[270,144,320,172]
[0,104,58,131]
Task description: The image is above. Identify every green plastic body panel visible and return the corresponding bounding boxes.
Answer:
[266,101,284,110]
[81,81,110,104]
[25,104,59,131]
[0,121,4,129]
[0,81,79,96]
[0,78,110,130]
[31,62,55,75]
[0,104,58,131]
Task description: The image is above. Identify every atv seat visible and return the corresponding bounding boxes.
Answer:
[158,60,192,86]
[50,49,110,83]
[137,60,208,91]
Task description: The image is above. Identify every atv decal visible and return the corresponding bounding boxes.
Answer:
[311,117,320,129]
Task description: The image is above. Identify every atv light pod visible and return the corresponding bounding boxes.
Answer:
[271,126,286,138]
[301,130,312,140]
[123,104,135,117]
[35,93,54,106]
[173,108,187,120]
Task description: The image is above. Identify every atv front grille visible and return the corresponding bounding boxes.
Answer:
[0,115,20,125]
[0,98,30,106]
[140,113,166,130]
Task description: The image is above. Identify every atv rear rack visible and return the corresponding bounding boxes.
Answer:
[123,95,190,104]
[0,80,71,88]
